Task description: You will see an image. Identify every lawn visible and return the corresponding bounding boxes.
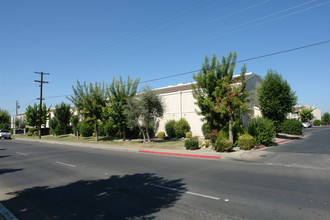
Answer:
[13,134,186,150]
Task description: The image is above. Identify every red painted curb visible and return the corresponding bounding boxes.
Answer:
[252,138,296,150]
[138,150,221,159]
[251,145,266,150]
[275,139,292,144]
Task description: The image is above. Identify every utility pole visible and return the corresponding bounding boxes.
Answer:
[16,100,20,116]
[14,101,20,133]
[34,72,49,139]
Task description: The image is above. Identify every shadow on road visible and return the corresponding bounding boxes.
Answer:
[276,134,303,141]
[3,173,186,220]
[0,168,23,175]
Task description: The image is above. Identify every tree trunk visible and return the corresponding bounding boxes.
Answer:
[137,124,146,143]
[229,116,234,144]
[95,121,99,141]
[146,126,151,143]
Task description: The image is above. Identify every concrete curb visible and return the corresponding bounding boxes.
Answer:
[251,135,303,151]
[138,150,221,159]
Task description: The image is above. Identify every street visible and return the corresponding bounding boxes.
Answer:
[1,127,330,219]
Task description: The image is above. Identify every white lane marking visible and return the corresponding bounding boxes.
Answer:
[16,152,28,156]
[151,184,220,200]
[55,161,77,168]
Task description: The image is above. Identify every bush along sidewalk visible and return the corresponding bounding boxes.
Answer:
[184,136,199,150]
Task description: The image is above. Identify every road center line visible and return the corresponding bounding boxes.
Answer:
[55,161,77,168]
[16,152,28,156]
[151,184,220,200]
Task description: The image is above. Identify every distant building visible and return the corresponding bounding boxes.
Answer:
[287,105,321,121]
[154,72,263,137]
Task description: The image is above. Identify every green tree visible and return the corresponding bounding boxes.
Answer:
[193,52,248,143]
[53,102,72,135]
[140,87,164,142]
[257,69,297,126]
[70,115,80,137]
[106,76,139,139]
[0,108,11,129]
[125,87,164,143]
[322,112,330,123]
[299,108,314,122]
[192,55,227,131]
[25,103,50,128]
[49,118,59,136]
[68,81,106,141]
[14,117,26,129]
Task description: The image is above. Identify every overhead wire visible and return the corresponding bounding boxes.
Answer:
[170,0,324,47]
[42,39,330,100]
[40,0,221,72]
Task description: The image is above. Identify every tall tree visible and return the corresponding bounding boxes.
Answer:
[299,108,314,122]
[322,112,330,123]
[125,87,164,143]
[106,76,139,139]
[257,69,297,125]
[68,81,106,141]
[0,108,11,129]
[192,54,227,131]
[25,103,50,128]
[192,52,248,143]
[52,102,72,135]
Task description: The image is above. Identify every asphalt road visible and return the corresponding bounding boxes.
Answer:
[240,126,330,169]
[0,128,330,219]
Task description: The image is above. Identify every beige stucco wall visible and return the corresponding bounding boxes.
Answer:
[157,90,204,137]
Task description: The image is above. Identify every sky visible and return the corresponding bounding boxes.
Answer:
[1,0,330,116]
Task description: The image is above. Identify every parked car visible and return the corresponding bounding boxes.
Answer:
[0,129,12,139]
[302,122,312,128]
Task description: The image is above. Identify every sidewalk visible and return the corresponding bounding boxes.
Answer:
[13,134,303,161]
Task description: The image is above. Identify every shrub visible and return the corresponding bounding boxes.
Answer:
[165,120,176,138]
[174,118,191,138]
[79,121,94,137]
[102,121,118,137]
[248,117,275,146]
[214,136,233,152]
[185,131,192,138]
[27,128,38,136]
[202,123,211,139]
[238,133,255,150]
[218,121,245,146]
[218,127,229,139]
[209,129,219,145]
[321,121,328,126]
[157,131,165,139]
[184,136,199,150]
[313,120,321,126]
[279,119,302,135]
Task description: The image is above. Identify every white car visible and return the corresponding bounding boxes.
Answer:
[302,122,312,128]
[0,129,12,139]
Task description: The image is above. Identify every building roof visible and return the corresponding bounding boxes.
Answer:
[154,72,257,95]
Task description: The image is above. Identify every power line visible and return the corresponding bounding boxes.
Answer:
[237,40,330,63]
[141,39,330,84]
[171,0,325,48]
[43,39,330,100]
[40,0,221,72]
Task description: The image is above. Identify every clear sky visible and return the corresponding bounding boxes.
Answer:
[1,0,330,116]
